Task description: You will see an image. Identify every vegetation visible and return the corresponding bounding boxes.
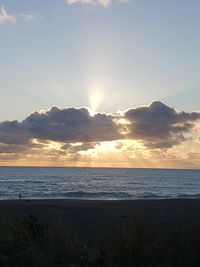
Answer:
[0,215,199,266]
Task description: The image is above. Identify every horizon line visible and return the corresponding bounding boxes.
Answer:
[0,166,200,171]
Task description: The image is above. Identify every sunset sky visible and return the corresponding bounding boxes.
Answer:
[0,0,200,168]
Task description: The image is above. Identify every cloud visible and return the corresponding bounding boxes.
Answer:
[48,141,98,158]
[0,6,16,24]
[0,6,37,25]
[0,142,42,154]
[0,102,200,163]
[61,142,97,152]
[65,0,127,8]
[124,101,200,148]
[20,13,35,23]
[24,107,121,142]
[0,107,121,149]
[0,120,31,145]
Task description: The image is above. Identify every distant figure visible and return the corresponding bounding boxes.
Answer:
[19,194,22,200]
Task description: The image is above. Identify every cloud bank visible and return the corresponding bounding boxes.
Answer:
[0,107,121,146]
[0,101,200,166]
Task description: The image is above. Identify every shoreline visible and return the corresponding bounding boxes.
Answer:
[1,194,200,201]
[0,197,200,201]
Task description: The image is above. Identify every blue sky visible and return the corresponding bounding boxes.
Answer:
[1,0,200,121]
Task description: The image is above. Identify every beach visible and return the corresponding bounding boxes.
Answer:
[0,199,199,266]
[0,199,199,244]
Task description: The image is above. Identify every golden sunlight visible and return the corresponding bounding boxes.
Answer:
[95,141,118,152]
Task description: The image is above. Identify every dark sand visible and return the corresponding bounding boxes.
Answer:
[0,199,200,244]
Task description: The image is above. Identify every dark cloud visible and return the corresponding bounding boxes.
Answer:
[0,107,121,154]
[0,142,43,154]
[0,102,200,157]
[0,120,31,145]
[61,142,97,153]
[24,107,121,142]
[0,144,25,154]
[125,101,200,148]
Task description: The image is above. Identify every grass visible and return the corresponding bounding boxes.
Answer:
[0,215,199,266]
[0,215,88,267]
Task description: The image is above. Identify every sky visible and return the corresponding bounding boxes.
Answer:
[0,0,200,168]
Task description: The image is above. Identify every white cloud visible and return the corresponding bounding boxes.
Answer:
[0,6,16,24]
[20,13,35,23]
[66,0,128,8]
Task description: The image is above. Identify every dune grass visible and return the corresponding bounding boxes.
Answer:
[0,215,88,267]
[0,214,199,266]
[97,216,200,267]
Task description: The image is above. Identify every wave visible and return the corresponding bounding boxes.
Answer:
[1,191,200,201]
[55,191,200,200]
[60,191,133,200]
[174,193,200,199]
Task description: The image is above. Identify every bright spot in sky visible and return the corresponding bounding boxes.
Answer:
[89,88,103,115]
[95,141,118,152]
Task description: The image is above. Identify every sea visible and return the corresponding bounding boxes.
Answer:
[0,167,200,200]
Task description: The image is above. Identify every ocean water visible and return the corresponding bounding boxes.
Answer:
[0,167,200,200]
